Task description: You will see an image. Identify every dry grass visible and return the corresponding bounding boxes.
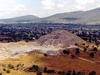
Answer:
[0,53,99,75]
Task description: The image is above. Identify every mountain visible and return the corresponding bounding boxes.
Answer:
[0,15,39,23]
[36,30,84,47]
[35,7,100,25]
[0,7,100,24]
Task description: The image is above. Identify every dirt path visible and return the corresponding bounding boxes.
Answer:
[78,57,95,63]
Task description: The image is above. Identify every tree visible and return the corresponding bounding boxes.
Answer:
[44,54,48,57]
[63,50,70,55]
[77,71,85,75]
[89,71,96,75]
[0,73,2,75]
[75,43,78,46]
[6,70,10,73]
[71,55,75,58]
[28,65,39,72]
[37,71,42,75]
[58,71,62,74]
[43,67,47,72]
[93,47,98,52]
[89,52,94,58]
[86,45,89,48]
[72,70,76,75]
[82,43,85,46]
[43,67,55,74]
[3,68,6,71]
[66,70,72,75]
[32,65,39,71]
[47,69,55,73]
[83,48,87,52]
[8,64,14,69]
[75,48,80,54]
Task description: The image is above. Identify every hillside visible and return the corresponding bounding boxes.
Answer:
[0,15,39,23]
[0,8,100,24]
[0,51,100,75]
[0,30,99,75]
[35,7,100,25]
[0,41,66,60]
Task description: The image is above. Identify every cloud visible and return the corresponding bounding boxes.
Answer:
[57,4,64,8]
[0,0,98,19]
[75,0,94,10]
[97,4,100,7]
[76,0,94,5]
[75,5,85,10]
[13,4,26,11]
[0,0,73,18]
[0,4,35,19]
[41,0,55,9]
[41,0,68,9]
[0,5,7,11]
[39,0,74,17]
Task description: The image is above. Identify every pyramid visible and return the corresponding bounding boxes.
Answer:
[36,30,84,47]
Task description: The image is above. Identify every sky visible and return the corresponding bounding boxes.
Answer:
[0,0,100,19]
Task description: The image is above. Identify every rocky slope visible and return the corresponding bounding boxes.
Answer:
[0,41,63,59]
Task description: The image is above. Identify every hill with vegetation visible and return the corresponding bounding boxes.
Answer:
[1,7,100,25]
[36,8,100,25]
[0,15,39,23]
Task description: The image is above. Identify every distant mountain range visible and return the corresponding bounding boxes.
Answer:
[0,15,39,23]
[0,7,100,25]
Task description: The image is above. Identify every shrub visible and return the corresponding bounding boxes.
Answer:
[83,48,87,52]
[63,50,70,55]
[8,64,14,69]
[21,64,24,67]
[0,73,2,75]
[32,65,38,71]
[93,47,98,52]
[75,43,78,46]
[89,52,94,58]
[3,68,6,71]
[28,65,39,72]
[2,64,6,67]
[43,67,47,72]
[43,67,55,74]
[6,70,10,73]
[37,71,42,75]
[75,48,80,54]
[89,71,96,75]
[47,69,55,73]
[77,71,85,75]
[71,55,75,58]
[58,71,62,74]
[44,54,48,57]
[82,43,85,46]
[86,45,89,48]
[16,63,21,67]
[72,70,76,75]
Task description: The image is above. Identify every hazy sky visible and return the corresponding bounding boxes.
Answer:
[0,0,100,19]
